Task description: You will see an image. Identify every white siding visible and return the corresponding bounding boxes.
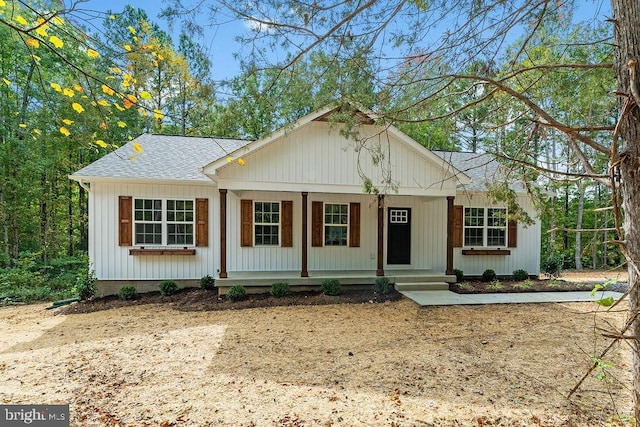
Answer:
[453,192,542,276]
[218,122,458,195]
[89,182,218,281]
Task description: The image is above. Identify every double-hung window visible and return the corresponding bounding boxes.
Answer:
[324,203,348,246]
[463,207,507,247]
[254,202,280,246]
[134,199,194,246]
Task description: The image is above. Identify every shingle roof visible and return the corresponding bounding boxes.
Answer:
[434,151,526,192]
[71,134,249,182]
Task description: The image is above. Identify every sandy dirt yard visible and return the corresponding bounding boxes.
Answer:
[0,288,634,427]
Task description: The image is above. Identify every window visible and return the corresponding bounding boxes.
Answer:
[324,203,348,246]
[134,199,194,246]
[254,202,280,245]
[463,207,507,247]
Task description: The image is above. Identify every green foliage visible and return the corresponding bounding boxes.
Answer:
[453,269,464,283]
[487,279,503,291]
[74,265,97,300]
[457,282,475,291]
[200,275,216,290]
[512,269,529,281]
[481,269,496,282]
[226,285,247,301]
[542,255,562,278]
[118,285,137,300]
[159,280,178,296]
[373,277,390,294]
[270,282,290,297]
[321,278,341,296]
[513,279,533,290]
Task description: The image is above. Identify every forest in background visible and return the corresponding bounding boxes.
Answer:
[0,1,623,302]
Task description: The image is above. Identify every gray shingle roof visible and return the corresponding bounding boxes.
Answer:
[434,151,526,192]
[71,134,249,182]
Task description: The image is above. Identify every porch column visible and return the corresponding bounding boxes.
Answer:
[376,194,385,276]
[301,192,309,277]
[446,196,454,275]
[219,189,228,279]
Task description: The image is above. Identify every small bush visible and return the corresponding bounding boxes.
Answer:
[118,285,137,301]
[453,269,464,283]
[200,275,215,290]
[481,269,496,282]
[270,282,290,297]
[543,255,562,279]
[321,278,341,296]
[373,277,390,294]
[159,280,178,296]
[513,280,533,290]
[74,266,97,300]
[512,269,529,281]
[487,279,503,291]
[227,284,247,301]
[457,282,475,291]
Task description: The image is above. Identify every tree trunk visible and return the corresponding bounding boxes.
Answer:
[575,184,584,270]
[611,0,640,419]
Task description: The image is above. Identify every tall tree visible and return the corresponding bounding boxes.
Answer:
[163,0,640,418]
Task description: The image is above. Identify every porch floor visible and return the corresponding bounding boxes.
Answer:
[215,269,456,294]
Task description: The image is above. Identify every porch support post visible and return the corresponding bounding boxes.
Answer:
[219,189,228,278]
[446,196,454,275]
[301,192,309,277]
[376,194,385,276]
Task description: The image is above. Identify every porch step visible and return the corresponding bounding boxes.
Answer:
[394,282,450,291]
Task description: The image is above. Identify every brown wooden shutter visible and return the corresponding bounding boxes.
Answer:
[508,219,518,247]
[453,205,463,248]
[195,198,209,247]
[118,196,133,246]
[311,201,323,247]
[349,202,360,247]
[241,199,253,247]
[281,200,293,247]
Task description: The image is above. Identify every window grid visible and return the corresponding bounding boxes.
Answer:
[254,202,280,246]
[463,207,507,247]
[134,198,195,246]
[324,203,348,246]
[390,209,408,224]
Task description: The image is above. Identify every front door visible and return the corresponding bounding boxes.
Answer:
[387,208,411,264]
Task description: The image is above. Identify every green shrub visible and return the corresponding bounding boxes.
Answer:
[159,280,178,296]
[74,266,97,300]
[200,274,215,290]
[270,282,290,297]
[227,284,247,301]
[481,269,496,282]
[373,277,390,294]
[513,280,533,290]
[512,269,529,281]
[321,278,341,296]
[453,269,464,283]
[118,285,137,301]
[487,279,503,291]
[542,255,562,279]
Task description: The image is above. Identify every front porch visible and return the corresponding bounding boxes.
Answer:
[215,269,456,295]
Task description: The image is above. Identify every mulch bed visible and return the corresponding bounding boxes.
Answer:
[449,278,596,294]
[57,287,403,315]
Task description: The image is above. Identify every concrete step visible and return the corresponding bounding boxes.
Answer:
[395,282,450,291]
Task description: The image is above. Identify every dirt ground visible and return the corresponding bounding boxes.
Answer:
[0,271,634,426]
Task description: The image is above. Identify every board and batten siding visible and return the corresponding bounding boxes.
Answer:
[217,122,458,195]
[88,182,218,281]
[452,192,541,276]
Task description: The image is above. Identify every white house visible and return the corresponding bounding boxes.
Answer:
[70,105,541,296]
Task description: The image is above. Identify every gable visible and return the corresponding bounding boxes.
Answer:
[206,120,466,196]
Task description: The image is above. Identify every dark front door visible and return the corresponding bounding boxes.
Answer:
[387,208,411,264]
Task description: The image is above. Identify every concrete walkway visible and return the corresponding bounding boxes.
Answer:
[399,290,626,306]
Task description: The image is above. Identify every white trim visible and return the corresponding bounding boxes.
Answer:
[253,201,281,247]
[323,202,349,247]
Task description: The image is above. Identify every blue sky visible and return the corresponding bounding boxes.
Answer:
[78,0,612,85]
